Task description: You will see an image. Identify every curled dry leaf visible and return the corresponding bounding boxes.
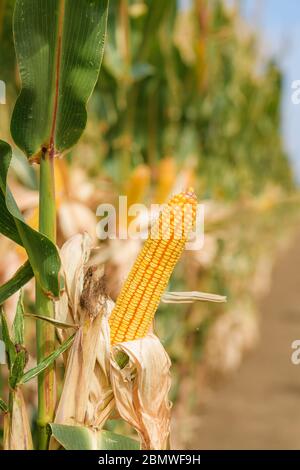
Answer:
[110,334,172,450]
[3,388,33,450]
[162,291,227,304]
[54,311,110,427]
[54,234,113,431]
[56,233,92,329]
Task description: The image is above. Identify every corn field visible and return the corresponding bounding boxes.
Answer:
[0,0,299,452]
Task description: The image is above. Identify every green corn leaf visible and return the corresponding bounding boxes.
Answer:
[11,0,109,161]
[20,333,75,384]
[114,351,129,370]
[0,398,8,413]
[137,0,170,60]
[13,291,25,345]
[10,153,38,191]
[0,261,33,306]
[49,424,140,450]
[0,189,22,246]
[0,141,60,297]
[9,349,26,389]
[25,313,78,330]
[0,308,16,370]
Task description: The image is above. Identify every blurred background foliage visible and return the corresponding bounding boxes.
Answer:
[0,0,295,194]
[0,0,299,448]
[94,0,294,197]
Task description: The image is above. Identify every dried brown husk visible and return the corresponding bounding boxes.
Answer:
[110,334,172,450]
[53,233,173,450]
[3,387,33,450]
[53,234,113,430]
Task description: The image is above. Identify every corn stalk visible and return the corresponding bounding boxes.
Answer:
[35,151,57,449]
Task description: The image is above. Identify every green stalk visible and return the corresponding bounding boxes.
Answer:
[36,151,56,450]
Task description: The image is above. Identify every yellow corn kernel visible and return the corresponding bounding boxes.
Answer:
[109,189,197,344]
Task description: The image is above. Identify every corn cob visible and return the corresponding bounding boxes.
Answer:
[109,189,197,344]
[154,157,177,204]
[125,164,151,208]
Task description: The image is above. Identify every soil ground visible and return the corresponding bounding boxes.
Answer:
[177,231,300,450]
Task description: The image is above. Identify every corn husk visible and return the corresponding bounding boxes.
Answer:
[56,232,92,330]
[54,234,113,429]
[3,388,33,450]
[53,233,173,450]
[111,334,172,450]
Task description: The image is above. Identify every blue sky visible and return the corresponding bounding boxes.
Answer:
[242,0,300,180]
